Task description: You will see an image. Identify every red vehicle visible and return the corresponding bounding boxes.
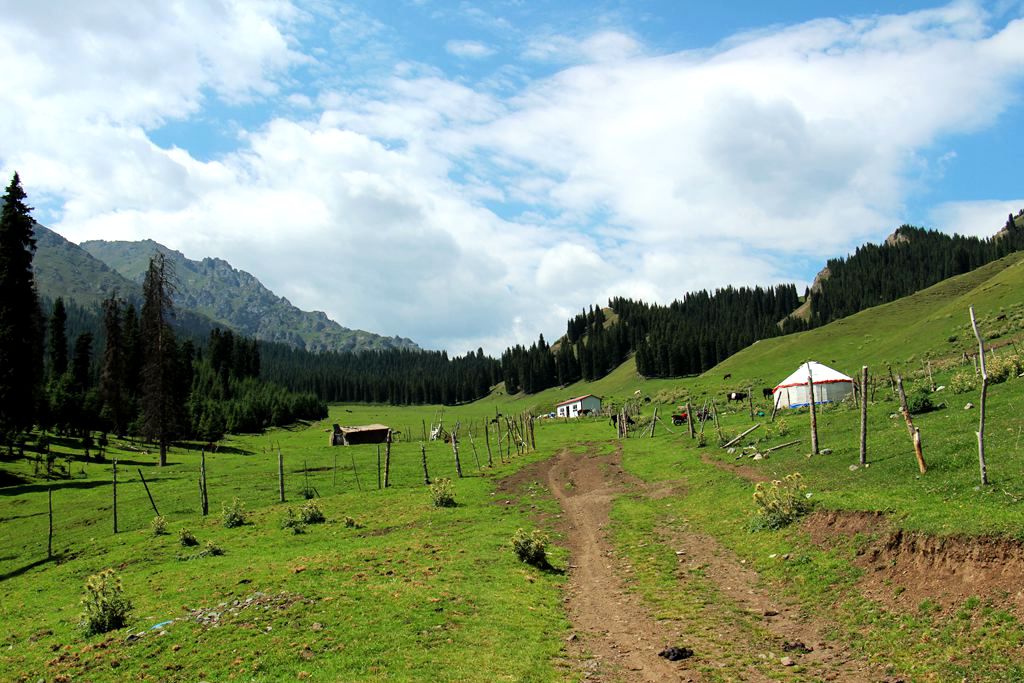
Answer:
[671,407,711,425]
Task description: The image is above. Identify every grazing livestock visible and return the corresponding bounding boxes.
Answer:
[727,391,748,402]
[762,387,774,399]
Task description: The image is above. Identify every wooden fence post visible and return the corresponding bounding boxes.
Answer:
[138,468,160,516]
[277,449,284,504]
[112,459,118,534]
[747,387,754,421]
[896,374,927,474]
[859,365,869,466]
[377,445,382,489]
[384,431,392,488]
[48,487,53,559]
[451,423,463,478]
[685,402,694,439]
[350,451,362,491]
[485,420,493,466]
[807,364,819,455]
[201,450,209,515]
[421,444,430,485]
[970,306,989,485]
[468,428,482,473]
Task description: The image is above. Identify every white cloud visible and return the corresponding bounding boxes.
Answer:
[3,2,1024,353]
[928,199,1024,237]
[445,39,496,58]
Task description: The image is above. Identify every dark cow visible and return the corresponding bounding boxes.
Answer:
[762,387,774,399]
[727,391,748,402]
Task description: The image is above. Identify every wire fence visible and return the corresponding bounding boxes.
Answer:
[1,419,540,581]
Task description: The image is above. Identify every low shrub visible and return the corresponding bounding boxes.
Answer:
[280,508,306,535]
[511,528,549,567]
[80,569,132,636]
[949,369,977,394]
[750,473,812,531]
[150,515,167,536]
[429,478,456,508]
[192,541,224,558]
[987,353,1023,385]
[179,528,199,547]
[299,499,326,524]
[343,516,359,528]
[905,386,934,414]
[222,497,247,528]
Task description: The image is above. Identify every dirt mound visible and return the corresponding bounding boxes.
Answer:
[804,510,1024,614]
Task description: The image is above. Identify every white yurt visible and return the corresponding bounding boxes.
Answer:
[772,361,854,409]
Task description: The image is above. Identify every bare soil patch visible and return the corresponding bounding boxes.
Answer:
[804,510,1024,615]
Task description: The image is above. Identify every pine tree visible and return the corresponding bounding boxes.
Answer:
[48,297,68,379]
[0,173,44,451]
[100,296,128,435]
[139,253,179,466]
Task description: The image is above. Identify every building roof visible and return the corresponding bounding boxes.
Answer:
[555,394,600,407]
[339,424,390,433]
[774,361,853,391]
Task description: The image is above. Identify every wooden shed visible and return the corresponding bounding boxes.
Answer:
[330,424,391,446]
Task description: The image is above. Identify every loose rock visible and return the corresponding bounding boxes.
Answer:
[658,646,694,661]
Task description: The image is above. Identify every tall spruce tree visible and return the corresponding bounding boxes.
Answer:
[100,296,128,435]
[48,297,68,379]
[0,173,43,451]
[140,253,178,466]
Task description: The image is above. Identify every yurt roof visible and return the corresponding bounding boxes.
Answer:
[774,361,853,391]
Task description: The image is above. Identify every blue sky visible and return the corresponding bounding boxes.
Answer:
[1,1,1023,352]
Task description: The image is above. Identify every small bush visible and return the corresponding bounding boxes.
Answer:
[179,528,199,547]
[949,369,977,394]
[905,387,934,414]
[221,497,247,528]
[343,516,359,528]
[429,478,456,508]
[511,528,549,567]
[750,473,812,531]
[280,508,306,535]
[987,353,1023,385]
[774,418,789,438]
[193,541,224,558]
[150,515,168,536]
[80,569,132,636]
[299,499,326,524]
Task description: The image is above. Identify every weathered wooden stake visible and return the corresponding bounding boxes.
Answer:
[485,419,493,466]
[468,427,482,473]
[377,446,382,490]
[529,415,536,450]
[649,406,659,438]
[112,459,118,534]
[970,305,989,485]
[201,450,209,515]
[350,451,361,491]
[747,387,754,420]
[926,360,935,391]
[384,430,393,488]
[47,487,53,559]
[711,400,723,444]
[333,453,337,487]
[807,364,819,455]
[698,400,708,437]
[451,424,463,478]
[304,460,310,498]
[859,365,869,466]
[895,374,927,474]
[277,449,284,504]
[685,402,694,439]
[421,444,430,485]
[138,468,159,516]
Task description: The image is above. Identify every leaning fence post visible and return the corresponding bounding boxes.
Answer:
[350,451,362,491]
[807,363,819,455]
[138,468,160,516]
[384,430,393,488]
[421,444,430,485]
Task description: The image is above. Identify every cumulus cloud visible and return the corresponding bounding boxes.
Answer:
[446,39,496,58]
[2,2,1024,353]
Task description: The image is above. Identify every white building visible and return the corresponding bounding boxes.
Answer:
[772,361,854,409]
[556,394,602,417]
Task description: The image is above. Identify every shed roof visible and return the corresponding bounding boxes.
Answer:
[555,394,600,407]
[339,424,390,433]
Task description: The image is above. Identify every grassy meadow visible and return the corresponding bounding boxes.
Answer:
[1,251,1023,680]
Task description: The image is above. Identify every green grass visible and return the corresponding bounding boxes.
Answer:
[4,252,1024,680]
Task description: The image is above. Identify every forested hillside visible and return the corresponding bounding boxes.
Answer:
[801,216,1024,328]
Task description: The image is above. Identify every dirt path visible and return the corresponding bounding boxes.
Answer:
[545,447,695,682]
[504,444,885,682]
